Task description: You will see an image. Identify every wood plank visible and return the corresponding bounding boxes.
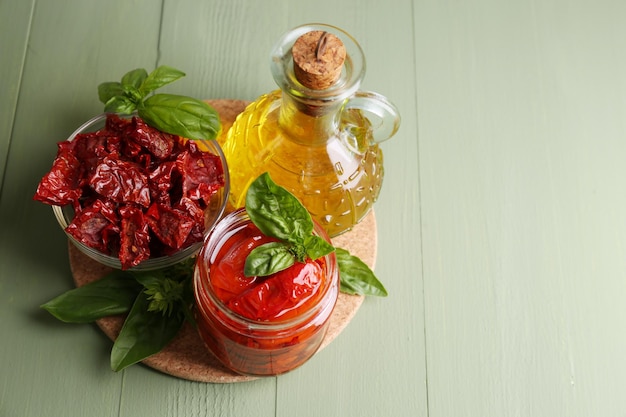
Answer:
[416,0,626,415]
[117,1,282,415]
[0,1,161,416]
[269,1,427,416]
[0,0,33,188]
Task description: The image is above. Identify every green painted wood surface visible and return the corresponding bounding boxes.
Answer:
[1,0,625,416]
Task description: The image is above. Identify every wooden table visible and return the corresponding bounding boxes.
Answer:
[1,1,625,416]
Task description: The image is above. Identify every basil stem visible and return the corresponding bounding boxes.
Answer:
[110,291,185,372]
[40,271,142,323]
[132,268,189,317]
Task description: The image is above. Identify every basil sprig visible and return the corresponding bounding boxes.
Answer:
[97,66,220,141]
[243,173,388,297]
[41,258,196,372]
[244,173,334,276]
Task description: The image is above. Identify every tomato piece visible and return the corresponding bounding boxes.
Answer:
[210,234,266,302]
[144,202,195,250]
[118,205,150,269]
[33,141,82,206]
[148,161,178,205]
[226,259,324,321]
[176,141,225,204]
[89,155,151,207]
[65,199,119,253]
[129,117,175,159]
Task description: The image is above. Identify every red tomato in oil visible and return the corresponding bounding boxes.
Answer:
[209,223,326,321]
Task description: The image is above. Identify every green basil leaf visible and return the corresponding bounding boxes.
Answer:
[244,241,295,277]
[335,248,387,297]
[303,235,335,260]
[245,172,313,244]
[110,291,184,372]
[98,81,124,105]
[131,269,166,289]
[121,68,148,89]
[104,95,137,114]
[139,65,186,96]
[138,94,220,140]
[40,271,141,323]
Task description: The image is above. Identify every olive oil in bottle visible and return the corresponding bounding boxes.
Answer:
[221,24,400,237]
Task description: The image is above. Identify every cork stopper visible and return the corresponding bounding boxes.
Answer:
[292,30,346,90]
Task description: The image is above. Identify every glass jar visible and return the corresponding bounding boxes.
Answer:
[220,23,400,237]
[193,208,339,376]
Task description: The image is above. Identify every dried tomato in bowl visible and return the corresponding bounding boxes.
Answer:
[34,113,228,270]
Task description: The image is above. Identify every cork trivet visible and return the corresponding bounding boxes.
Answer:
[293,31,346,90]
[68,99,377,383]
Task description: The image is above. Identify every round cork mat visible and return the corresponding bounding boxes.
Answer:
[68,99,377,383]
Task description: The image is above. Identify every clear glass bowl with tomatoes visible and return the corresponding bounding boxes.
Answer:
[34,113,229,271]
[193,208,339,376]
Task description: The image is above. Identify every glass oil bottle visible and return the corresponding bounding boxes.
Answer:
[220,23,400,237]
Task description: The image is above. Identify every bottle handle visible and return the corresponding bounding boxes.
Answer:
[341,91,401,144]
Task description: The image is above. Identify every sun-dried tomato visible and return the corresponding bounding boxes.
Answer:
[34,114,225,269]
[33,141,83,206]
[148,160,178,206]
[118,205,151,269]
[144,203,195,250]
[65,199,119,253]
[176,196,205,222]
[89,155,151,208]
[129,117,175,159]
[177,141,225,204]
[227,259,324,321]
[207,221,325,321]
[105,113,132,133]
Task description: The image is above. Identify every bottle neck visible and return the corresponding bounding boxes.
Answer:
[278,92,343,145]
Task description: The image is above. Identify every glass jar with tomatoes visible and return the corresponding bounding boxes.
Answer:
[193,208,339,376]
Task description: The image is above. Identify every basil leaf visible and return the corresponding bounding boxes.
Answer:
[140,65,186,96]
[303,235,335,260]
[98,81,124,105]
[110,291,184,372]
[104,95,137,114]
[121,68,148,90]
[244,241,295,277]
[138,94,220,140]
[122,85,143,103]
[40,271,141,323]
[335,248,387,297]
[245,172,313,244]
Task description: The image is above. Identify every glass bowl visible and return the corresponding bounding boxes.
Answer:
[51,113,230,271]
